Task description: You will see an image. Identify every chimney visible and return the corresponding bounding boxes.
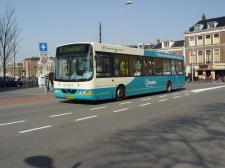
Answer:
[157,39,160,44]
[202,14,206,20]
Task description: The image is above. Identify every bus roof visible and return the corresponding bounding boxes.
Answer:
[57,42,184,60]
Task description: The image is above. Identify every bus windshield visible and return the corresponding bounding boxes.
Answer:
[55,53,93,81]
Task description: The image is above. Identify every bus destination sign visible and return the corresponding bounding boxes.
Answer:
[57,44,89,54]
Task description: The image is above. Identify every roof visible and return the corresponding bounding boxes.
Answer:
[151,40,184,49]
[172,40,185,47]
[24,57,40,61]
[187,16,225,32]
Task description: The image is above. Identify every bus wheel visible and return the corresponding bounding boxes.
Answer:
[116,85,125,101]
[166,82,172,93]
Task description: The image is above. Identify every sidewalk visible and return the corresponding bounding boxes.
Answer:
[0,87,56,106]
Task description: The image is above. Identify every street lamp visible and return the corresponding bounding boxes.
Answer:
[120,0,132,46]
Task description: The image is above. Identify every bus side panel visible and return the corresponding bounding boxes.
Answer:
[125,75,185,97]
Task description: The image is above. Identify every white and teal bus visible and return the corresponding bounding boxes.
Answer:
[54,42,185,101]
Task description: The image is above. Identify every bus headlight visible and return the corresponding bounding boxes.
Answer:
[78,90,92,94]
[54,89,60,93]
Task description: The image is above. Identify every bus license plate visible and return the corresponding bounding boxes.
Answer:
[66,96,74,99]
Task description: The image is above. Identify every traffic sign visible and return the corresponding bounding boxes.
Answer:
[40,52,48,66]
[39,43,48,52]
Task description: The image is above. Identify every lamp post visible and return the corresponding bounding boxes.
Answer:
[120,0,132,46]
[191,51,195,82]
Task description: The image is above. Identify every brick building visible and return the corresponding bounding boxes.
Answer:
[184,14,225,80]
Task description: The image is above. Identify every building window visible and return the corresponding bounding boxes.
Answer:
[197,36,203,46]
[190,51,196,64]
[213,34,220,44]
[194,24,202,31]
[197,51,203,63]
[205,34,211,45]
[189,36,195,46]
[207,22,214,28]
[205,50,211,63]
[207,21,217,29]
[214,49,220,63]
[164,42,169,48]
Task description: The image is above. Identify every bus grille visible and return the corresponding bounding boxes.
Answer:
[61,89,77,94]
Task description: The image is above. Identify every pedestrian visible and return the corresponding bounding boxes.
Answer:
[216,74,219,81]
[48,69,54,91]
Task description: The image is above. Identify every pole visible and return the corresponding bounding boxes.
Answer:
[120,0,123,46]
[13,47,15,79]
[99,21,102,43]
[191,51,194,82]
[191,61,193,82]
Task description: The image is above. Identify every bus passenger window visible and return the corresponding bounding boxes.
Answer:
[162,59,171,75]
[114,55,128,77]
[143,58,152,76]
[153,58,162,75]
[176,60,183,75]
[96,55,111,77]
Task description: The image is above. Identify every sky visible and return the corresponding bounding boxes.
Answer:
[0,0,225,62]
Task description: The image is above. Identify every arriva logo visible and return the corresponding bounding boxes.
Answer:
[145,79,156,87]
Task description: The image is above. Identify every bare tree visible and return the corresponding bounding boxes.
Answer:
[0,5,22,87]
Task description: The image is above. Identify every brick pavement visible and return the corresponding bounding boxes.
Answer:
[0,93,55,106]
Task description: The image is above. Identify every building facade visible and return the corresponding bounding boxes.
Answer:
[4,62,23,78]
[23,57,40,78]
[184,14,225,80]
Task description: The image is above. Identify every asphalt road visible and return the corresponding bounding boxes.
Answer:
[0,82,225,168]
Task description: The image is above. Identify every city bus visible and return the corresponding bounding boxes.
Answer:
[54,42,185,101]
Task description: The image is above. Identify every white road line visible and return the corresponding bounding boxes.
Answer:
[113,108,129,113]
[159,95,167,97]
[159,99,167,102]
[173,96,181,99]
[191,86,225,93]
[173,93,180,95]
[49,112,72,118]
[0,120,25,126]
[185,94,190,95]
[183,91,189,93]
[90,106,107,110]
[19,125,52,134]
[75,115,97,121]
[119,102,132,105]
[141,98,152,100]
[139,103,151,106]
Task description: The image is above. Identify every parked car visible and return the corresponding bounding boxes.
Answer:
[0,77,23,88]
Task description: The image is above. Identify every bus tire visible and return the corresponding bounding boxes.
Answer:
[116,85,125,101]
[166,82,172,93]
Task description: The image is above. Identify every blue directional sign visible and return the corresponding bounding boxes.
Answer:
[39,43,48,52]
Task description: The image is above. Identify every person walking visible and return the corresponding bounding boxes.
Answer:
[48,69,54,91]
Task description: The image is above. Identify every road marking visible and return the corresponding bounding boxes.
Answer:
[90,106,107,110]
[191,86,225,93]
[139,103,151,106]
[141,98,152,100]
[173,93,179,95]
[0,120,25,126]
[185,94,190,95]
[75,115,97,121]
[119,102,132,105]
[159,99,167,102]
[113,108,129,113]
[183,91,189,93]
[19,125,52,133]
[159,95,167,97]
[49,112,72,118]
[173,96,181,99]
